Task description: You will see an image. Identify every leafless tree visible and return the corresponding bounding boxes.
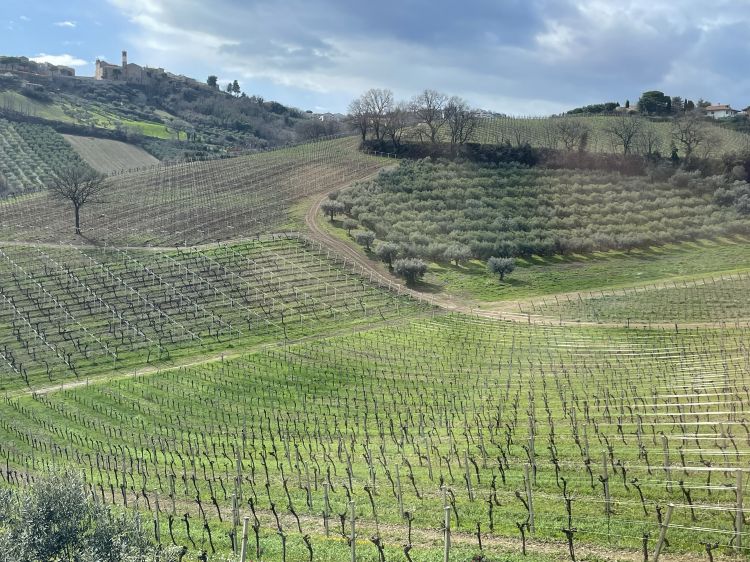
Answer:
[361,89,394,141]
[604,114,643,155]
[347,98,369,141]
[444,96,478,154]
[383,102,410,149]
[671,114,709,159]
[411,89,448,144]
[48,166,108,235]
[635,123,662,156]
[555,119,591,151]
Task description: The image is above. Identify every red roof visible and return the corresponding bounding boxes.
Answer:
[705,104,735,111]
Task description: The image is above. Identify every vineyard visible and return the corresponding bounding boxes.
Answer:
[0,235,423,391]
[0,118,87,195]
[0,130,748,561]
[1,315,749,561]
[471,115,750,156]
[518,272,750,326]
[0,136,390,246]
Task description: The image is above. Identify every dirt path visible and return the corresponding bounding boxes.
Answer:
[304,181,750,330]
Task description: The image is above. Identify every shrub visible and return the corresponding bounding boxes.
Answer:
[487,256,516,280]
[393,258,427,285]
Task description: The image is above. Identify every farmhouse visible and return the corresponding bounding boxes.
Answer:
[704,104,739,119]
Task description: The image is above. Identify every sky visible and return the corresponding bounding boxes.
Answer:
[3,0,750,114]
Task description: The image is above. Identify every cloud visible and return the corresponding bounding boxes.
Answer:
[31,54,88,67]
[107,0,750,114]
[54,20,77,28]
[19,15,30,21]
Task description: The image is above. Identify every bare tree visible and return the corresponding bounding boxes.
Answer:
[361,89,394,141]
[603,114,643,155]
[635,123,662,156]
[347,98,369,141]
[444,96,478,154]
[411,89,448,144]
[671,115,709,159]
[48,166,108,235]
[555,119,591,151]
[383,102,410,149]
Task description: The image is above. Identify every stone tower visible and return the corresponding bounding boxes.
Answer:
[122,50,128,68]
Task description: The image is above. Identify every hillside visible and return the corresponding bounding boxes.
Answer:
[62,135,159,173]
[472,114,750,156]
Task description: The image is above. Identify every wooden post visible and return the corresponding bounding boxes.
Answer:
[524,463,535,533]
[737,470,744,552]
[395,464,404,517]
[662,435,671,491]
[653,503,674,562]
[602,451,611,516]
[239,516,249,562]
[350,500,356,562]
[443,505,451,562]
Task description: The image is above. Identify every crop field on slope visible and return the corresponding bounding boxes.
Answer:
[0,118,86,194]
[520,272,750,325]
[63,134,160,173]
[0,314,748,561]
[0,137,388,246]
[339,159,749,260]
[0,236,424,391]
[472,115,750,156]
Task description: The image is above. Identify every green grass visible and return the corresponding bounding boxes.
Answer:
[426,236,750,302]
[1,314,745,560]
[0,90,76,123]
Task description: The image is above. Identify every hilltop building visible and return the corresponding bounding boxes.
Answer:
[0,56,75,77]
[95,50,166,84]
[704,104,739,119]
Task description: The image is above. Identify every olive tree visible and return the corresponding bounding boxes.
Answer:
[355,230,376,250]
[394,258,427,285]
[0,471,159,562]
[48,165,108,235]
[320,198,345,221]
[374,241,399,269]
[443,242,472,266]
[343,218,358,235]
[487,256,516,280]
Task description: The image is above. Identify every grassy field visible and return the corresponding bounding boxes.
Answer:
[423,236,750,302]
[63,134,160,173]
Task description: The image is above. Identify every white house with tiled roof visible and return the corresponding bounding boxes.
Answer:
[704,104,739,119]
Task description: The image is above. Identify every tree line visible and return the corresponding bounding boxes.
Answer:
[348,88,480,155]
